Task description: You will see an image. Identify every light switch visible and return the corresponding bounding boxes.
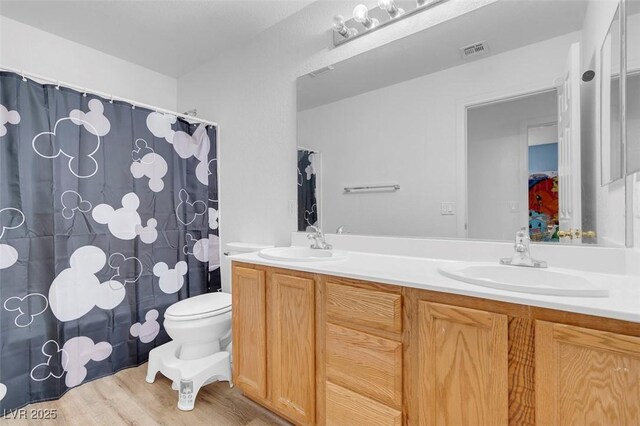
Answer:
[288,200,297,217]
[441,202,456,215]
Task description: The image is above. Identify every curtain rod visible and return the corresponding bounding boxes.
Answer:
[0,65,218,127]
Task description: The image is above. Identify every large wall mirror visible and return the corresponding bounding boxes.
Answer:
[297,0,632,247]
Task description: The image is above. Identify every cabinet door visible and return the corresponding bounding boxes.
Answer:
[536,321,640,425]
[416,302,508,425]
[269,273,315,425]
[232,266,267,399]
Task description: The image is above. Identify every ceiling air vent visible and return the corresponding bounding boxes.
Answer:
[460,41,489,59]
[308,65,334,78]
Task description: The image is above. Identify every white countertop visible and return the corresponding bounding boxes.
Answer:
[231,249,640,323]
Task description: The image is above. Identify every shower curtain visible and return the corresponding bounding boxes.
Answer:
[297,149,318,231]
[0,71,220,412]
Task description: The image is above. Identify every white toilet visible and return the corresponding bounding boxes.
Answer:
[146,292,233,411]
[146,242,271,411]
[164,292,232,359]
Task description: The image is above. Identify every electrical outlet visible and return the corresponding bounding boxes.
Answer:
[440,202,456,215]
[288,200,297,217]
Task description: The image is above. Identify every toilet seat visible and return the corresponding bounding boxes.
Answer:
[165,292,231,321]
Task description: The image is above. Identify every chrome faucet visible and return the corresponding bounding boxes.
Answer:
[336,225,346,234]
[500,227,548,268]
[307,226,333,250]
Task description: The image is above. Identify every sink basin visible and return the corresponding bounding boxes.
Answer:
[258,247,348,262]
[439,262,609,297]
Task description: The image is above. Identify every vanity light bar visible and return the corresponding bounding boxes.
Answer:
[332,0,447,47]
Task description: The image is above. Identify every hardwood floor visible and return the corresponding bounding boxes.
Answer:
[5,364,291,426]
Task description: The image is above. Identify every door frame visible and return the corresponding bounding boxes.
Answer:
[458,83,559,239]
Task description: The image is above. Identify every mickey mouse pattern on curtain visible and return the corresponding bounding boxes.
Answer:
[297,149,318,231]
[0,71,220,412]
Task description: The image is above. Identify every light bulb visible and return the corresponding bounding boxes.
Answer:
[353,4,379,29]
[332,14,357,39]
[378,0,393,9]
[353,4,369,22]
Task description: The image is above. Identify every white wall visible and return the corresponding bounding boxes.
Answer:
[0,16,177,110]
[298,33,575,239]
[177,0,497,290]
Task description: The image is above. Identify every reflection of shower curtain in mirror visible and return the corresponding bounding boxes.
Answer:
[0,71,220,412]
[297,149,318,231]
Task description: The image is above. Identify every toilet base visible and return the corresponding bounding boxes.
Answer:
[145,341,233,411]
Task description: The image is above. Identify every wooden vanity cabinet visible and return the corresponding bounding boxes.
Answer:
[268,272,316,425]
[231,266,267,399]
[404,289,640,426]
[414,301,509,425]
[320,277,404,426]
[535,321,640,425]
[232,262,640,426]
[231,264,316,425]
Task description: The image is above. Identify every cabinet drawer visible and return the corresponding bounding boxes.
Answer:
[326,323,402,408]
[326,382,401,426]
[325,282,402,333]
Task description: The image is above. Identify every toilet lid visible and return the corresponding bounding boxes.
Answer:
[165,292,231,320]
